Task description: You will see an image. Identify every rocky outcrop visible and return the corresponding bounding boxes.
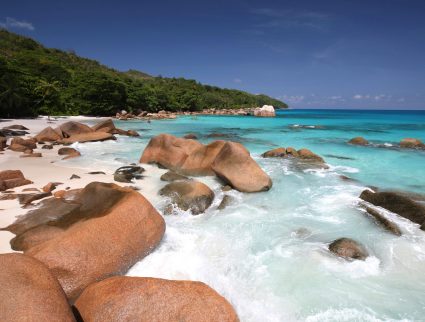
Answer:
[92,119,140,137]
[253,105,275,117]
[58,147,81,160]
[141,134,272,192]
[114,165,144,183]
[74,276,239,322]
[360,190,425,229]
[34,126,63,142]
[59,132,116,144]
[400,138,425,149]
[0,253,75,322]
[57,121,93,138]
[0,170,33,191]
[159,180,214,215]
[3,182,165,302]
[261,146,327,168]
[329,238,368,260]
[348,137,369,146]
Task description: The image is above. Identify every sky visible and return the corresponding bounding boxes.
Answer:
[1,0,425,109]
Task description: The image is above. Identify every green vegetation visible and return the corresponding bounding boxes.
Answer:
[0,29,287,117]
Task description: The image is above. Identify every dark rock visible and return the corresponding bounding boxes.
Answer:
[70,174,81,180]
[160,171,188,182]
[114,166,145,183]
[329,238,368,260]
[218,195,233,210]
[364,206,402,236]
[41,144,53,149]
[183,133,198,139]
[18,192,51,205]
[360,190,425,229]
[88,171,106,175]
[3,124,29,130]
[348,137,369,146]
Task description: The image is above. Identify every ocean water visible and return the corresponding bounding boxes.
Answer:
[67,109,425,321]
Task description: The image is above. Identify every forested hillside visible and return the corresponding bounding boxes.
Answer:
[0,30,287,117]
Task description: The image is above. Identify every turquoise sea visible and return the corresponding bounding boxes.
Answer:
[69,109,425,321]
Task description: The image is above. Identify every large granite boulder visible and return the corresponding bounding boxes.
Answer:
[141,134,272,192]
[59,132,116,144]
[348,137,369,146]
[0,253,75,322]
[34,126,63,142]
[3,182,165,302]
[253,105,275,117]
[360,190,425,229]
[159,180,214,215]
[58,147,81,160]
[0,170,33,191]
[74,276,239,322]
[400,138,425,149]
[329,238,368,260]
[8,137,37,152]
[92,119,140,137]
[57,121,93,138]
[212,142,272,192]
[261,147,286,158]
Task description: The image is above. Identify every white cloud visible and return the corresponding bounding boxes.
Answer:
[233,78,242,84]
[281,95,305,104]
[0,17,34,31]
[353,94,363,100]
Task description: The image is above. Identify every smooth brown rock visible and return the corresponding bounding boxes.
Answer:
[400,138,425,149]
[20,153,42,158]
[360,190,425,228]
[285,147,299,157]
[74,276,239,322]
[5,182,165,302]
[0,170,32,191]
[329,238,368,260]
[57,121,93,138]
[35,126,62,142]
[42,182,62,193]
[60,132,116,144]
[58,147,81,160]
[92,119,116,132]
[297,148,325,163]
[159,180,214,215]
[262,147,286,158]
[212,142,272,192]
[348,137,369,146]
[0,253,75,322]
[160,171,188,182]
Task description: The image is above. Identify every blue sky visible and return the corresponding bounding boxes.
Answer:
[2,0,425,109]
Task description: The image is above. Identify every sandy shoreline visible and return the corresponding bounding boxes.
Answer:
[0,116,166,254]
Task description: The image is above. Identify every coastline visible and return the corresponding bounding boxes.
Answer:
[0,116,166,254]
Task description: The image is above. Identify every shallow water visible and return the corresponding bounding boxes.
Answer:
[67,109,425,321]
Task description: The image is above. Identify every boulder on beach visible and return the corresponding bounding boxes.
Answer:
[329,238,368,260]
[74,276,239,322]
[3,124,29,130]
[253,105,275,117]
[360,190,425,229]
[34,126,63,142]
[57,121,93,138]
[58,147,81,160]
[159,180,214,215]
[141,134,272,192]
[92,119,140,137]
[4,182,165,302]
[400,138,425,149]
[8,137,37,152]
[0,253,75,322]
[0,170,33,191]
[348,137,369,145]
[59,132,116,144]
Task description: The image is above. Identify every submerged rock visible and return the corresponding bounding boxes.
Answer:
[0,253,75,322]
[360,190,425,229]
[3,182,165,302]
[74,276,239,322]
[159,180,214,215]
[348,137,369,146]
[329,238,368,260]
[218,194,233,210]
[261,146,327,169]
[400,138,425,149]
[364,206,402,236]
